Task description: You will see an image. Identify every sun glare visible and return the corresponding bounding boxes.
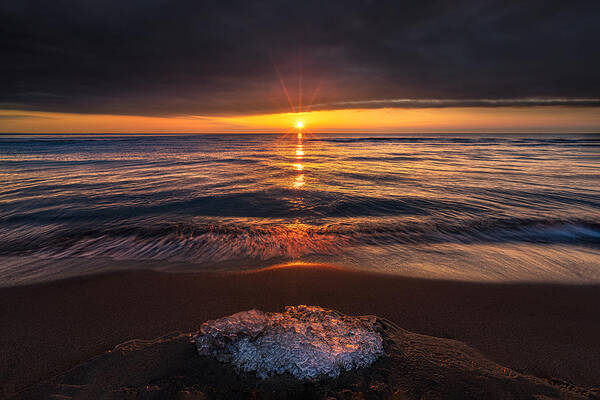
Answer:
[296,121,304,129]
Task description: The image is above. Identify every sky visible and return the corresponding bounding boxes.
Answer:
[1,0,599,133]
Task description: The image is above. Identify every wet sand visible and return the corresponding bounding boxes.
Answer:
[1,264,599,397]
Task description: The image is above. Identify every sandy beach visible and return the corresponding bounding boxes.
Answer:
[1,263,599,397]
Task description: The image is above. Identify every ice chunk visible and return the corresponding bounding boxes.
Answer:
[194,305,384,379]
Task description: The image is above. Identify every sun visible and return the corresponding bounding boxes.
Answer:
[296,120,304,129]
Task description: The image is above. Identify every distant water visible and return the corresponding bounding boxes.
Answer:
[1,134,600,285]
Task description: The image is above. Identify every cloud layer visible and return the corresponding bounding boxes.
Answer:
[1,0,599,116]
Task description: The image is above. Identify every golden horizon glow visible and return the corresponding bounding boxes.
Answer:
[1,107,599,134]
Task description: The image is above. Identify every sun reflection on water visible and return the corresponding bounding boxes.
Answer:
[293,134,305,189]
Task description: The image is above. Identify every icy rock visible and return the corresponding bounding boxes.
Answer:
[193,305,384,380]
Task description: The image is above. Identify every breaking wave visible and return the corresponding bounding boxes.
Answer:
[1,218,598,264]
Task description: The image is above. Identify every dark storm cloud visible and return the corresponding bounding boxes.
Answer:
[1,0,599,116]
[315,98,600,110]
[0,114,55,120]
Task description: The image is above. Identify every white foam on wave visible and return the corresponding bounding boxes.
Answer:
[193,305,384,379]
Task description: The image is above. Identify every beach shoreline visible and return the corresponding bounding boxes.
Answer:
[1,263,599,397]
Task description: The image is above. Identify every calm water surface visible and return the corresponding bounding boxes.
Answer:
[1,134,599,285]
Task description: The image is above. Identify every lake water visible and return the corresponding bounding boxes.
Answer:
[1,133,599,285]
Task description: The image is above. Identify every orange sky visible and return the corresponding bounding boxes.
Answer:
[1,106,599,134]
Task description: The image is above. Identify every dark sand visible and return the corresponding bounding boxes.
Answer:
[1,264,600,398]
